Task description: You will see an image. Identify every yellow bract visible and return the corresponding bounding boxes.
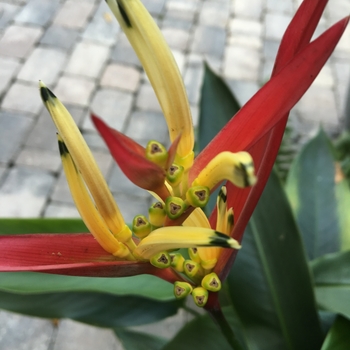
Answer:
[106,0,194,168]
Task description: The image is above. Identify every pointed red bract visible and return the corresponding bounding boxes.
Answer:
[0,233,180,281]
[92,114,170,200]
[211,16,349,280]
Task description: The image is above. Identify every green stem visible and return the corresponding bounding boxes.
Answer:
[208,306,243,350]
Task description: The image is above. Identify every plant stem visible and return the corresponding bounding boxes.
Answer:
[208,306,243,350]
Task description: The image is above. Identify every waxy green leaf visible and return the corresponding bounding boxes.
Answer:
[227,170,323,350]
[114,328,167,350]
[286,129,350,259]
[321,315,350,350]
[311,251,350,319]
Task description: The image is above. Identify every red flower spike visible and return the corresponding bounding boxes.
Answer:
[0,233,180,282]
[92,114,170,200]
[210,16,349,281]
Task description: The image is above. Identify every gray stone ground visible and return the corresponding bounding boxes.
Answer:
[0,0,349,348]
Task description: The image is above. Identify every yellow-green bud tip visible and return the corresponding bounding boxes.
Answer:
[174,281,193,299]
[192,287,208,307]
[201,272,221,292]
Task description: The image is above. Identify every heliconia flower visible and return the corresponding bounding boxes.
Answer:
[0,0,348,310]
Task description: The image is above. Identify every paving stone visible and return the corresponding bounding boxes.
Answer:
[125,110,168,146]
[333,58,350,84]
[25,106,86,151]
[44,201,80,218]
[224,45,260,80]
[53,0,95,28]
[15,0,60,26]
[82,88,133,131]
[0,165,7,184]
[15,147,61,172]
[0,111,33,164]
[266,0,294,14]
[165,1,198,21]
[0,25,42,58]
[226,79,260,105]
[184,54,204,105]
[261,58,276,82]
[264,13,292,40]
[54,75,95,106]
[262,39,280,60]
[40,25,79,51]
[0,311,54,350]
[228,35,262,49]
[17,46,67,85]
[313,64,334,87]
[0,3,20,29]
[82,0,120,46]
[191,26,226,59]
[296,85,339,127]
[82,131,108,151]
[161,27,190,51]
[2,82,43,115]
[232,0,264,19]
[65,41,109,79]
[142,0,166,16]
[108,163,151,200]
[0,56,21,97]
[50,171,74,204]
[52,319,122,350]
[51,150,113,204]
[162,15,193,31]
[327,0,350,20]
[136,83,162,113]
[111,33,141,67]
[228,18,262,37]
[0,165,55,217]
[260,58,275,83]
[100,63,141,92]
[199,1,230,28]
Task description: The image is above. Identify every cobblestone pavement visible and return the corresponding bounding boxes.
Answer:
[0,0,349,348]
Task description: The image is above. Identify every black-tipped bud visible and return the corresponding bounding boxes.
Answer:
[166,164,184,187]
[201,272,221,292]
[148,202,166,227]
[174,281,192,299]
[145,140,168,168]
[186,186,210,208]
[150,251,171,268]
[132,215,152,239]
[192,287,208,307]
[165,197,186,219]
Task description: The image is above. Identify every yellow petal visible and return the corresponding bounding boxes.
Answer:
[192,151,257,190]
[106,0,194,166]
[134,226,240,259]
[40,82,130,245]
[58,135,133,259]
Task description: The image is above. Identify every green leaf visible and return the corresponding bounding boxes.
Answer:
[227,170,323,350]
[114,328,167,350]
[311,251,350,319]
[163,306,245,350]
[0,291,181,328]
[321,315,350,350]
[0,273,175,300]
[198,63,240,152]
[285,129,350,259]
[0,218,88,235]
[198,63,240,213]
